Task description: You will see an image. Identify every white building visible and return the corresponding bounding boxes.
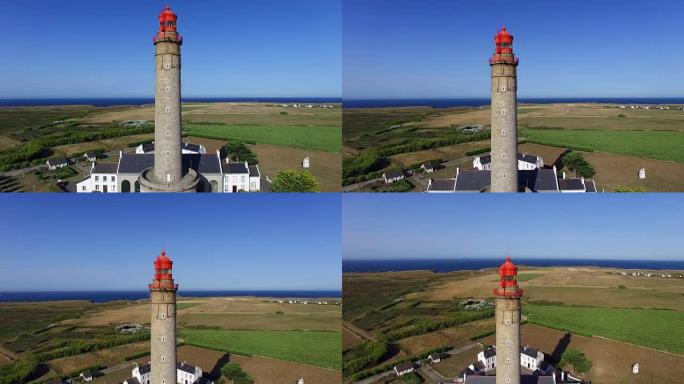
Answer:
[223,161,261,192]
[638,168,646,180]
[76,150,260,193]
[125,362,212,384]
[421,163,435,173]
[46,158,69,171]
[473,152,544,171]
[477,346,547,373]
[383,169,405,184]
[394,362,415,376]
[135,142,207,155]
[302,156,310,169]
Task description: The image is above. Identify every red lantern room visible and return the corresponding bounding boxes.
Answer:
[153,6,183,45]
[149,249,178,291]
[493,256,523,298]
[489,26,518,66]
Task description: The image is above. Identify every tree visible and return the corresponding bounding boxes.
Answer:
[271,170,321,192]
[562,151,595,178]
[560,348,593,375]
[220,363,253,384]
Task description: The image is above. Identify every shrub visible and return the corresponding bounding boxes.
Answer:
[0,355,40,384]
[385,179,413,192]
[614,185,646,192]
[271,170,320,192]
[560,348,593,374]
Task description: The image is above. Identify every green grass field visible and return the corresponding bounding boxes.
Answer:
[184,123,341,152]
[521,129,684,163]
[180,329,341,370]
[525,304,684,354]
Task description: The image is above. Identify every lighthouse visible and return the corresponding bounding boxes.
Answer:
[140,6,198,192]
[493,256,523,384]
[149,250,178,384]
[489,27,519,192]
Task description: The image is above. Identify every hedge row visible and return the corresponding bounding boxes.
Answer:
[35,332,150,361]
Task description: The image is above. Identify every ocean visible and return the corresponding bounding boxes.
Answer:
[342,258,684,273]
[343,98,684,108]
[0,290,341,303]
[0,97,341,107]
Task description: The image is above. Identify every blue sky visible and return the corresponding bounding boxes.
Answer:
[0,0,341,98]
[343,194,684,260]
[0,195,341,291]
[343,0,683,99]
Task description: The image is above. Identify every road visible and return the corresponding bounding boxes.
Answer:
[353,343,479,384]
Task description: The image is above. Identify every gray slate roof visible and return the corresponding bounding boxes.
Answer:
[428,178,456,192]
[483,347,496,358]
[248,165,260,177]
[558,178,585,191]
[117,153,221,175]
[93,162,118,174]
[177,361,196,374]
[455,170,491,191]
[140,142,202,153]
[478,153,538,165]
[138,363,151,374]
[224,162,249,174]
[521,345,539,358]
[384,169,405,179]
[125,378,140,384]
[585,179,597,192]
[47,158,69,166]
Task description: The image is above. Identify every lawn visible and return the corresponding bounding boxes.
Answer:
[184,123,341,152]
[180,329,341,370]
[520,129,684,163]
[525,304,684,354]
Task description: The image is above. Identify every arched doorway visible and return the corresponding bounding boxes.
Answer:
[121,180,131,193]
[134,181,141,192]
[210,180,218,193]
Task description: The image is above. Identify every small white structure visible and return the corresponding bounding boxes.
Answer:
[296,379,305,384]
[638,168,646,180]
[421,163,435,173]
[394,362,415,376]
[46,158,69,171]
[79,371,94,381]
[83,152,97,162]
[302,156,310,169]
[632,362,640,374]
[383,169,405,184]
[428,353,445,364]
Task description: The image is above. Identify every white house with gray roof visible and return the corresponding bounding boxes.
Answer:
[76,150,260,193]
[474,152,544,171]
[123,362,212,384]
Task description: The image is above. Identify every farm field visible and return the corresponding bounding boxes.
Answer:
[480,323,684,384]
[248,143,341,191]
[524,304,684,354]
[231,354,342,384]
[521,128,684,163]
[180,328,342,370]
[342,103,684,191]
[184,123,341,152]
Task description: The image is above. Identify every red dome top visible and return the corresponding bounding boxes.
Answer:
[154,250,173,271]
[158,6,178,33]
[494,26,513,46]
[499,255,517,279]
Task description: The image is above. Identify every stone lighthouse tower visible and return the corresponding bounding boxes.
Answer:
[149,250,178,384]
[140,6,198,192]
[489,27,519,192]
[493,256,523,384]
